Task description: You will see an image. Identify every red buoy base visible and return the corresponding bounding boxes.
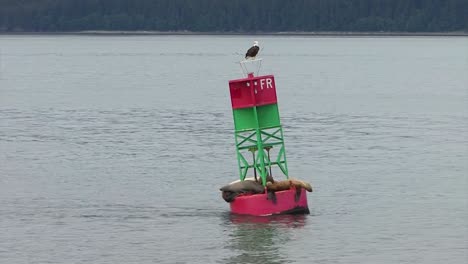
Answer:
[230,188,309,216]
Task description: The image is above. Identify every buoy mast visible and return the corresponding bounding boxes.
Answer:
[228,59,289,186]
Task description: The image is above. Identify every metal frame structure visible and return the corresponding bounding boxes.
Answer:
[228,64,289,186]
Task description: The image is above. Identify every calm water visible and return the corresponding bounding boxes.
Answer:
[0,35,467,264]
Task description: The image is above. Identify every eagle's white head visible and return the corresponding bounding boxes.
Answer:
[253,41,259,47]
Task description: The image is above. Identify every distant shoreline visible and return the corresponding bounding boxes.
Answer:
[1,31,467,37]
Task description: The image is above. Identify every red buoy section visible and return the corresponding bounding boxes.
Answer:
[230,188,309,216]
[229,74,278,109]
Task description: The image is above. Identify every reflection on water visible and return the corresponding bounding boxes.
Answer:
[228,213,307,227]
[222,213,308,264]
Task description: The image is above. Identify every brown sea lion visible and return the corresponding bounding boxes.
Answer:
[265,180,292,204]
[266,180,292,192]
[265,178,313,203]
[290,179,313,192]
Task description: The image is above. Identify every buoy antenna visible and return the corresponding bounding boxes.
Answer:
[239,58,263,77]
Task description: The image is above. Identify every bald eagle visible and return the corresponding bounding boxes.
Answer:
[245,41,260,59]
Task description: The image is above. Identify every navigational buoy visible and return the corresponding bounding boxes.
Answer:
[220,57,311,216]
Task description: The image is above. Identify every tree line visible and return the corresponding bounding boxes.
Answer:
[0,0,467,32]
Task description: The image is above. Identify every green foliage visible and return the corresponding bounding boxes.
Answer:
[0,0,466,32]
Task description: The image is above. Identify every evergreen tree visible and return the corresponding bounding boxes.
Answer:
[0,0,466,32]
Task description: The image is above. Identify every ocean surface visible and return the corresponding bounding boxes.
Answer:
[0,35,467,264]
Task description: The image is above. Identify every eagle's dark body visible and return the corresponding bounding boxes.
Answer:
[245,45,260,59]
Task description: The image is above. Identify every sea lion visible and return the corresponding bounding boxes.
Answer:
[220,180,265,202]
[265,180,292,204]
[266,180,292,192]
[290,179,313,192]
[220,180,265,193]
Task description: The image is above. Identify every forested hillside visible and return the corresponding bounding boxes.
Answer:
[0,0,467,32]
